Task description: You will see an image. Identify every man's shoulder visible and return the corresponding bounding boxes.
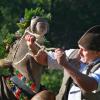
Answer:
[65,49,79,57]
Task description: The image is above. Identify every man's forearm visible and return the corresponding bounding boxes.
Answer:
[64,64,98,92]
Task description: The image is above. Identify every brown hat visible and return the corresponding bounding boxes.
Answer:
[78,25,100,51]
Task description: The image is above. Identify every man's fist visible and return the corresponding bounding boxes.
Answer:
[24,34,36,50]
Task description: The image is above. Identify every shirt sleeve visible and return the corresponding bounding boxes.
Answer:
[89,67,100,92]
[48,49,75,69]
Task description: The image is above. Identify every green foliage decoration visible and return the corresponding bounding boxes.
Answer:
[17,7,51,35]
[0,44,6,58]
[3,33,15,45]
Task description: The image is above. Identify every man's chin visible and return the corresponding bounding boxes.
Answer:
[80,59,86,63]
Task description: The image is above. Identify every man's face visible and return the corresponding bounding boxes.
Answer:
[78,45,99,64]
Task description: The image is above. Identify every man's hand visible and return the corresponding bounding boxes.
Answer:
[35,49,48,66]
[54,48,68,67]
[25,35,48,66]
[24,34,36,50]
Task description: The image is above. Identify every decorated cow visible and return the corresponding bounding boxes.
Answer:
[0,16,52,100]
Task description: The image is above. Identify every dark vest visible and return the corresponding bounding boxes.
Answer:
[82,62,100,100]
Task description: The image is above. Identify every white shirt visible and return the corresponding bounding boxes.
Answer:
[48,49,75,69]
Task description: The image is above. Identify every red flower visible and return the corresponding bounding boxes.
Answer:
[31,83,36,91]
[17,73,23,79]
[15,88,21,99]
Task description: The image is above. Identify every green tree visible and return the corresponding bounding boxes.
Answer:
[49,0,100,48]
